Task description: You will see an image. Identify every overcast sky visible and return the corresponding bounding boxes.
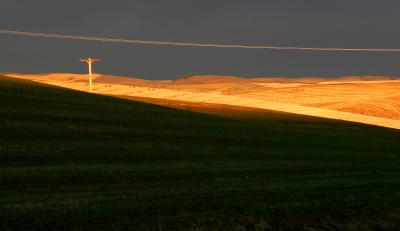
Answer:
[1,0,400,79]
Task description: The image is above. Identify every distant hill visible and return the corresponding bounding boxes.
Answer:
[172,75,248,84]
[4,73,398,85]
[250,77,325,83]
[4,73,159,87]
[171,74,399,85]
[93,74,159,87]
[5,73,400,123]
[334,75,399,81]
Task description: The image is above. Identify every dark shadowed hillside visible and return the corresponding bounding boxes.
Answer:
[1,76,400,230]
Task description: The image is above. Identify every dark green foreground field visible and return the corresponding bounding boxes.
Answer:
[1,76,400,230]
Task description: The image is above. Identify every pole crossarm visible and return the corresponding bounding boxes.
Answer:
[80,58,100,64]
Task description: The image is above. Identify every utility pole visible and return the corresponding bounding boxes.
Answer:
[80,58,100,93]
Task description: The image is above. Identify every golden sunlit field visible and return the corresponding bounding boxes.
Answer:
[5,73,400,129]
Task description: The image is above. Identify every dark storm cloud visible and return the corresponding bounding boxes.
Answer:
[1,0,400,79]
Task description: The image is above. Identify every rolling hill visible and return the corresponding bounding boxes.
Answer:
[5,73,400,129]
[1,75,400,230]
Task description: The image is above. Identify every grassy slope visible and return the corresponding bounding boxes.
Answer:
[0,76,400,230]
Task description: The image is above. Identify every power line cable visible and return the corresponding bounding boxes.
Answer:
[1,29,400,52]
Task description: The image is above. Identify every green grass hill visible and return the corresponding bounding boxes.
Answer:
[1,76,400,230]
